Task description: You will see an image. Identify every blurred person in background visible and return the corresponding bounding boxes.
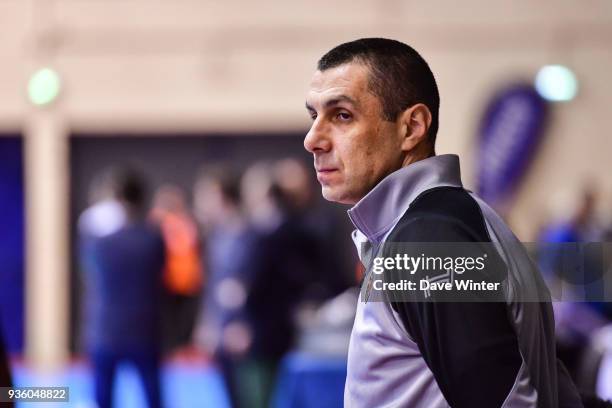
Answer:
[603,220,612,320]
[0,324,13,398]
[540,186,602,245]
[273,158,353,301]
[0,332,14,408]
[539,186,608,320]
[78,168,127,239]
[539,186,610,382]
[151,184,203,354]
[194,166,253,408]
[79,167,165,408]
[241,160,323,408]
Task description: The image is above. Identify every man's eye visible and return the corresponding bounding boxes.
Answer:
[310,113,317,120]
[337,112,352,121]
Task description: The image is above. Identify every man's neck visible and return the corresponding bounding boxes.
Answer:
[401,144,435,168]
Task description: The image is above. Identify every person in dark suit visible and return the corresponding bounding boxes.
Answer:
[0,335,10,384]
[79,167,165,408]
[240,161,323,408]
[0,328,14,408]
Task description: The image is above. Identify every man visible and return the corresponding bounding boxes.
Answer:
[0,337,9,386]
[151,184,203,353]
[304,38,584,407]
[194,166,254,408]
[79,167,165,408]
[0,327,13,408]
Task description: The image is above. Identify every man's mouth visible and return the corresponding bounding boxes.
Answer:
[315,168,338,184]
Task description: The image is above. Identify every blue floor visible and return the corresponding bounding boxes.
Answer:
[12,360,230,408]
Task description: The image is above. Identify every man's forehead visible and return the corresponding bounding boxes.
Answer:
[306,63,370,105]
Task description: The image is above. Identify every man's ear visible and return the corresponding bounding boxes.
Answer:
[398,103,432,152]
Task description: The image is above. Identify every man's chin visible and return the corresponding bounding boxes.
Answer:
[321,186,357,205]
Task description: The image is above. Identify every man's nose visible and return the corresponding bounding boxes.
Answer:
[304,119,331,154]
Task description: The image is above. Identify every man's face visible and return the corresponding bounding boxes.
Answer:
[304,62,404,205]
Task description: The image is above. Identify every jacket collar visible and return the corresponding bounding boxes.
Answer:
[347,154,463,243]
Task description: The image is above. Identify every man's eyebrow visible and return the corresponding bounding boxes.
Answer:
[324,95,358,109]
[305,94,358,112]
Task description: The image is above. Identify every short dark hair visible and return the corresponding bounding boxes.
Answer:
[104,166,147,209]
[317,38,440,145]
[203,165,241,206]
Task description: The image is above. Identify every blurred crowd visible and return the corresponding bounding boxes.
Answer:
[76,158,355,408]
[537,185,612,395]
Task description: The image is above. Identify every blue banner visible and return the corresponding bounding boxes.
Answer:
[477,84,548,209]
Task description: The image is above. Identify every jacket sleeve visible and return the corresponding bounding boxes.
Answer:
[388,215,523,408]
